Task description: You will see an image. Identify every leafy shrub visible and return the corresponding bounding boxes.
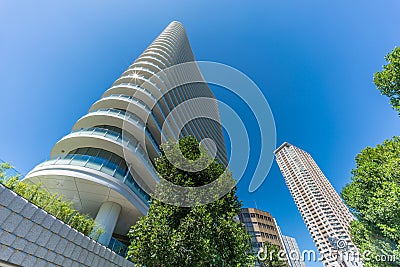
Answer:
[0,163,103,239]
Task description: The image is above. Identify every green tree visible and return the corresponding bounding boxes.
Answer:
[257,242,287,267]
[374,47,400,114]
[341,137,400,266]
[127,136,254,267]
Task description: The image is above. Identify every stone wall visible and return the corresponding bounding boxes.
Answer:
[0,184,134,267]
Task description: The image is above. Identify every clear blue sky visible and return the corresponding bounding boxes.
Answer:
[1,1,400,266]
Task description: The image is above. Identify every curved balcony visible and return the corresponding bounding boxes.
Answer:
[113,74,160,89]
[101,84,157,108]
[140,50,172,66]
[91,94,152,120]
[155,37,176,51]
[73,107,162,156]
[89,94,155,122]
[121,67,161,81]
[133,55,167,70]
[119,71,167,92]
[101,87,182,127]
[154,35,176,47]
[128,60,163,74]
[51,128,159,188]
[149,44,174,57]
[24,153,150,235]
[151,40,175,54]
[122,67,175,90]
[148,47,173,61]
[112,74,166,94]
[37,154,150,204]
[89,94,177,138]
[109,94,150,112]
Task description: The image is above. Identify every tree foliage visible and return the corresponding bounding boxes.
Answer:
[127,136,254,267]
[0,162,103,239]
[341,137,400,266]
[374,47,400,114]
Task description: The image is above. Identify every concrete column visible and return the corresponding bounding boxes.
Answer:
[94,201,122,246]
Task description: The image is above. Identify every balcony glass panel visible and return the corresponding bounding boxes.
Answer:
[39,153,150,205]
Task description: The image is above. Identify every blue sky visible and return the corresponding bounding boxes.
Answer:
[1,1,400,266]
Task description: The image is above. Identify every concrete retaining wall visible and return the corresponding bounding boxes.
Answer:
[0,184,134,267]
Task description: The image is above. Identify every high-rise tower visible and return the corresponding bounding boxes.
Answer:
[274,143,362,267]
[23,22,227,248]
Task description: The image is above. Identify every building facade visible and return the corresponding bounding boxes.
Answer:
[281,235,306,267]
[239,208,308,266]
[22,21,227,249]
[239,208,284,249]
[274,142,362,267]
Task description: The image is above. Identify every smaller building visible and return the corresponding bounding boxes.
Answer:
[239,208,283,250]
[281,235,307,267]
[239,208,306,267]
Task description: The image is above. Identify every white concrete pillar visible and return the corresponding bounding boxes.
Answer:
[94,201,122,246]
